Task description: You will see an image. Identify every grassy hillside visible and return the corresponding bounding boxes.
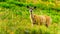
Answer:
[0,0,60,34]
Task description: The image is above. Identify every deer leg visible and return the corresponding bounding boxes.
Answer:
[45,23,48,27]
[32,19,36,26]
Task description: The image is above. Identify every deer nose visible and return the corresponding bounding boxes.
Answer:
[30,9,33,11]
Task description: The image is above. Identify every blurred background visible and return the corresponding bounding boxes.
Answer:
[0,0,60,34]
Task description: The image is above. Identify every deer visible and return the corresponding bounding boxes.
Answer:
[27,6,52,27]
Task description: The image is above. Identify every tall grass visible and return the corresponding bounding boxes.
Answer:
[0,0,60,34]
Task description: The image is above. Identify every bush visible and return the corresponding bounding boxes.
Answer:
[0,0,6,2]
[0,3,15,8]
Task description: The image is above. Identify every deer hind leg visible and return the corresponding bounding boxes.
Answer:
[45,16,52,27]
[45,22,51,27]
[45,19,52,27]
[45,23,48,27]
[45,20,50,27]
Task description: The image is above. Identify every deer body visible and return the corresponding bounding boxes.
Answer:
[28,6,52,27]
[30,14,52,27]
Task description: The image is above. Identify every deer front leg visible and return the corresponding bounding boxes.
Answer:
[31,19,36,26]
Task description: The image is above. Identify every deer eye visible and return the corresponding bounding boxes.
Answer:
[27,6,29,8]
[34,6,36,9]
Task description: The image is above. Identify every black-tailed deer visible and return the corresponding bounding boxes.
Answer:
[27,6,52,27]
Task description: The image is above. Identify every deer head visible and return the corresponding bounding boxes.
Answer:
[27,6,36,12]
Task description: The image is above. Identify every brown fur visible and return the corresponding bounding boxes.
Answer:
[30,14,52,27]
[45,15,52,27]
[27,6,52,27]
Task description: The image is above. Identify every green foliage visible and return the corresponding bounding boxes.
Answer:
[0,0,6,2]
[0,0,60,34]
[0,3,15,8]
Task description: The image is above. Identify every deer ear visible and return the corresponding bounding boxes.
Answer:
[27,6,29,8]
[34,6,36,9]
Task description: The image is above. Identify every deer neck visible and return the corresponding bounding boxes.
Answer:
[30,11,33,18]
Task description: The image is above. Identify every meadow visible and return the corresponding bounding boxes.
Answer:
[0,0,60,34]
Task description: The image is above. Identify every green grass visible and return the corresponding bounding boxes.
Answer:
[0,0,60,34]
[0,6,60,34]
